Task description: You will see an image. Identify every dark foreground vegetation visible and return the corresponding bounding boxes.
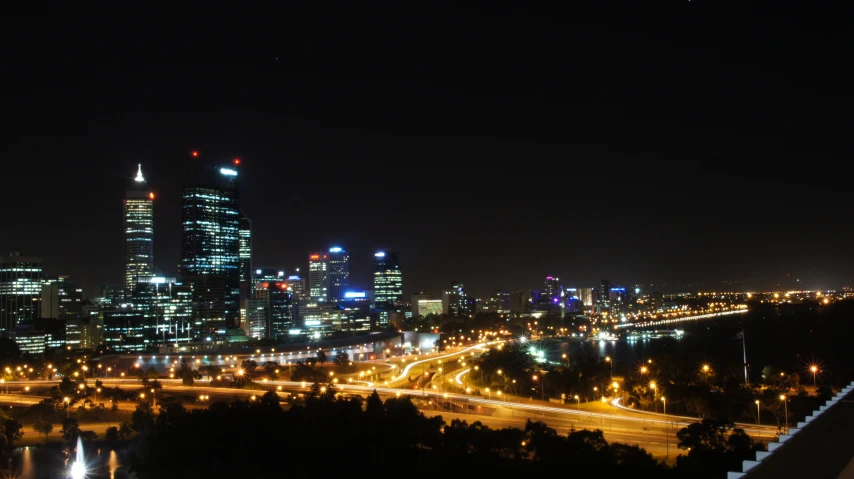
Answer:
[126,388,760,479]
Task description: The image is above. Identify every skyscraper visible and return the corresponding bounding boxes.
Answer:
[238,211,252,323]
[180,159,242,332]
[373,251,403,308]
[326,247,350,303]
[308,253,327,303]
[0,252,44,332]
[123,164,154,297]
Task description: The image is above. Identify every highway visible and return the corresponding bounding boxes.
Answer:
[0,340,777,456]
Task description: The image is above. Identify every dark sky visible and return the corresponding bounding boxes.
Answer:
[2,4,852,297]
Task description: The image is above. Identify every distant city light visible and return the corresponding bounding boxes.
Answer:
[220,168,238,176]
[375,252,386,257]
[149,277,166,284]
[344,292,366,298]
[329,247,343,253]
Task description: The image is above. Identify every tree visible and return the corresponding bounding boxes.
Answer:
[33,418,53,439]
[145,367,159,379]
[61,417,80,441]
[2,419,23,447]
[105,426,119,443]
[180,361,195,386]
[59,376,77,396]
[316,350,327,367]
[118,421,133,440]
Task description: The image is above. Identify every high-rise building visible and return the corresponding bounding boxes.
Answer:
[609,287,628,316]
[130,276,193,346]
[287,274,307,326]
[0,252,45,333]
[308,253,327,303]
[254,280,292,340]
[578,288,594,308]
[238,211,253,308]
[326,247,350,303]
[66,317,104,350]
[40,275,84,320]
[596,280,611,313]
[373,251,403,310]
[442,281,470,316]
[124,164,155,297]
[101,305,147,352]
[180,160,242,333]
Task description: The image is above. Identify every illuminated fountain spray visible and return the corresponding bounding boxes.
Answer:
[70,436,86,479]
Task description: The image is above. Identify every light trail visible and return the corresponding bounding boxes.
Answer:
[389,342,495,384]
[454,369,470,385]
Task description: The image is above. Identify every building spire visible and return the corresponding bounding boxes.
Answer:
[135,163,145,182]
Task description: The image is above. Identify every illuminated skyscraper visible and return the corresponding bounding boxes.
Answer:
[326,247,350,303]
[0,252,45,332]
[308,253,327,303]
[238,211,252,316]
[123,164,154,297]
[373,251,402,308]
[180,159,242,332]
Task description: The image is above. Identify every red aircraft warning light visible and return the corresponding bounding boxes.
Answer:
[233,158,241,165]
[149,192,155,200]
[309,254,320,260]
[191,151,199,157]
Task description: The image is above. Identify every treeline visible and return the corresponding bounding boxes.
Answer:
[126,388,759,479]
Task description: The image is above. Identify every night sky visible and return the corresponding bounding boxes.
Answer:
[2,5,852,297]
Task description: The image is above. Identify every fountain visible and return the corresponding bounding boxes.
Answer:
[70,436,86,479]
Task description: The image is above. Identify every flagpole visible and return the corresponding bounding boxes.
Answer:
[742,331,749,385]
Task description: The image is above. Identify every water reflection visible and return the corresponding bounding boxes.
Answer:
[6,444,135,479]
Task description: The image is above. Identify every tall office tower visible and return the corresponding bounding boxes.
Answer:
[308,253,327,303]
[180,159,242,333]
[130,276,193,345]
[287,274,307,326]
[326,247,350,303]
[253,279,292,340]
[40,275,84,320]
[578,288,594,308]
[596,280,611,313]
[543,276,561,302]
[373,251,403,309]
[238,211,252,305]
[123,164,155,297]
[0,252,45,333]
[609,287,628,316]
[442,281,469,316]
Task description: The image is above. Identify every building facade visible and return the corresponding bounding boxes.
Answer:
[180,161,242,333]
[326,247,350,303]
[308,253,327,303]
[0,253,44,333]
[373,251,403,308]
[124,164,155,297]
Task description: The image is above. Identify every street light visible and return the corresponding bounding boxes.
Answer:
[702,364,710,383]
[755,400,760,425]
[532,375,545,401]
[649,381,657,411]
[574,394,580,410]
[64,397,70,417]
[485,387,491,399]
[810,365,818,388]
[780,394,788,435]
[605,356,613,377]
[661,396,666,416]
